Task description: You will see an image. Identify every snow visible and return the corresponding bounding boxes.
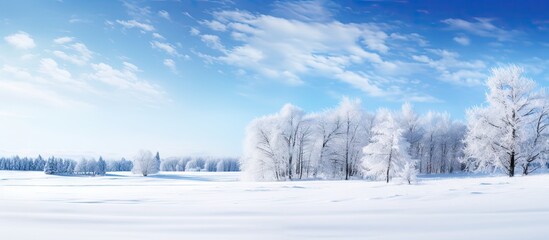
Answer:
[1,171,548,239]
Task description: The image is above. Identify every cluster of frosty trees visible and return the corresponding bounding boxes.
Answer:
[0,151,238,176]
[242,98,464,182]
[0,155,132,174]
[44,157,107,175]
[161,157,240,172]
[242,65,549,181]
[0,156,46,171]
[131,150,240,176]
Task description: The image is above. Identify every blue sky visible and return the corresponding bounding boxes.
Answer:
[1,0,548,158]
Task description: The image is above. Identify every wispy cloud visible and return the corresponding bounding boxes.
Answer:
[0,64,88,108]
[89,62,165,102]
[200,20,227,31]
[412,49,487,86]
[52,41,93,66]
[163,59,177,73]
[453,36,470,46]
[150,41,179,56]
[39,58,72,83]
[152,33,165,39]
[122,0,151,20]
[271,0,339,22]
[116,19,155,32]
[442,18,518,41]
[193,10,401,97]
[53,36,74,44]
[158,10,170,20]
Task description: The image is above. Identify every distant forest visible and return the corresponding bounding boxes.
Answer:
[0,155,239,174]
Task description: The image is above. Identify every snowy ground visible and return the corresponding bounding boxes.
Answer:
[1,171,548,240]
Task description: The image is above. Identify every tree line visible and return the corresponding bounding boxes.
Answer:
[0,156,133,173]
[241,65,549,181]
[0,153,239,175]
[160,157,240,172]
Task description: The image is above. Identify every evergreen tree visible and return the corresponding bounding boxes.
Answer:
[96,157,107,175]
[44,158,55,175]
[362,109,413,183]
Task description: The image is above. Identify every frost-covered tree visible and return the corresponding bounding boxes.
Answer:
[242,112,279,181]
[75,159,88,174]
[132,150,160,176]
[464,65,548,177]
[44,158,55,175]
[362,109,412,183]
[333,98,367,180]
[520,99,549,175]
[185,158,205,171]
[401,161,418,184]
[398,103,466,174]
[75,158,96,175]
[420,111,452,174]
[275,104,310,180]
[155,152,161,164]
[312,109,344,179]
[107,158,133,171]
[308,98,371,180]
[241,104,311,181]
[95,157,107,175]
[42,157,76,175]
[399,102,424,160]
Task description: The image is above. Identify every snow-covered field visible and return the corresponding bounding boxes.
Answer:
[1,171,548,240]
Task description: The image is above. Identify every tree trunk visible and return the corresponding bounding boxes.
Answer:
[386,149,393,183]
[345,150,349,180]
[522,163,529,176]
[509,151,515,177]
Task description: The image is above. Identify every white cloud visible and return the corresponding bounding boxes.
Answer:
[442,18,518,41]
[163,59,177,72]
[1,65,32,79]
[38,58,90,91]
[271,0,338,22]
[453,36,470,46]
[194,10,397,97]
[158,10,170,20]
[53,36,74,44]
[200,34,226,52]
[39,58,72,83]
[68,15,91,24]
[89,62,165,101]
[0,63,87,108]
[390,33,428,47]
[122,1,151,20]
[52,42,93,65]
[412,49,486,86]
[104,20,115,28]
[200,20,227,31]
[4,31,36,49]
[150,41,179,56]
[71,43,93,59]
[0,80,83,108]
[152,33,165,39]
[335,71,384,96]
[53,51,81,65]
[116,20,155,32]
[190,27,200,36]
[122,62,140,72]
